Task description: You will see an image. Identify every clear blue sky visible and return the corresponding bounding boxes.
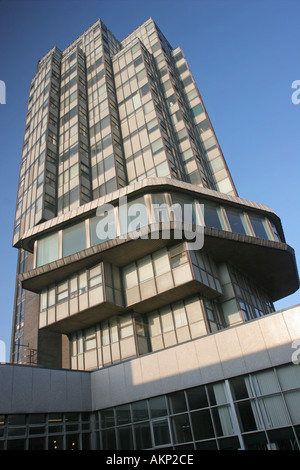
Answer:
[0,0,299,361]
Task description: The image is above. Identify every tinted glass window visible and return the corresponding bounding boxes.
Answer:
[204,205,223,230]
[62,222,86,257]
[226,210,247,235]
[249,216,269,239]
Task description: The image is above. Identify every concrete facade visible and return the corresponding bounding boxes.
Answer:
[1,305,299,415]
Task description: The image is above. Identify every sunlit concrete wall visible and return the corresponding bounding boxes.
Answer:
[0,305,299,415]
[91,304,300,409]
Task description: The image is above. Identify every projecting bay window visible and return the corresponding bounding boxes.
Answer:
[38,263,105,328]
[70,313,139,370]
[146,294,209,352]
[229,267,274,320]
[122,244,194,306]
[34,192,283,269]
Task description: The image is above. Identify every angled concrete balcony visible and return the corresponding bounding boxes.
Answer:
[38,241,223,335]
[38,261,124,334]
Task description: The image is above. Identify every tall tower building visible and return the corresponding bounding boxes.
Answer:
[3,18,300,451]
[11,18,240,367]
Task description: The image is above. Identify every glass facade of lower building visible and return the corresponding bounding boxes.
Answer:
[1,363,299,450]
[0,412,92,450]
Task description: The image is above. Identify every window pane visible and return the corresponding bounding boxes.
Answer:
[84,337,96,351]
[204,205,223,230]
[123,263,138,289]
[70,163,78,179]
[226,210,247,235]
[109,317,119,343]
[212,406,234,436]
[277,364,300,390]
[134,422,152,449]
[69,185,79,204]
[151,194,169,223]
[254,369,280,395]
[57,281,68,303]
[230,376,253,400]
[156,161,169,177]
[160,307,174,333]
[191,409,214,440]
[133,93,141,110]
[284,390,300,424]
[207,382,227,405]
[249,215,269,239]
[170,251,187,269]
[36,232,59,266]
[40,290,47,310]
[149,396,167,418]
[148,311,161,337]
[90,214,113,246]
[243,431,268,450]
[168,391,187,414]
[101,321,110,346]
[259,395,290,428]
[70,275,78,297]
[116,404,131,425]
[235,400,262,432]
[119,314,134,338]
[137,256,154,282]
[151,138,164,154]
[7,439,26,450]
[153,249,170,276]
[152,419,171,446]
[267,427,298,450]
[186,386,208,410]
[132,400,149,422]
[171,414,192,443]
[28,437,46,450]
[79,271,87,293]
[102,428,116,450]
[8,415,26,425]
[104,154,114,172]
[146,117,158,133]
[48,286,55,307]
[63,222,86,257]
[270,222,281,242]
[191,103,203,117]
[89,265,102,288]
[120,198,148,235]
[172,301,188,328]
[118,426,134,450]
[218,436,240,450]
